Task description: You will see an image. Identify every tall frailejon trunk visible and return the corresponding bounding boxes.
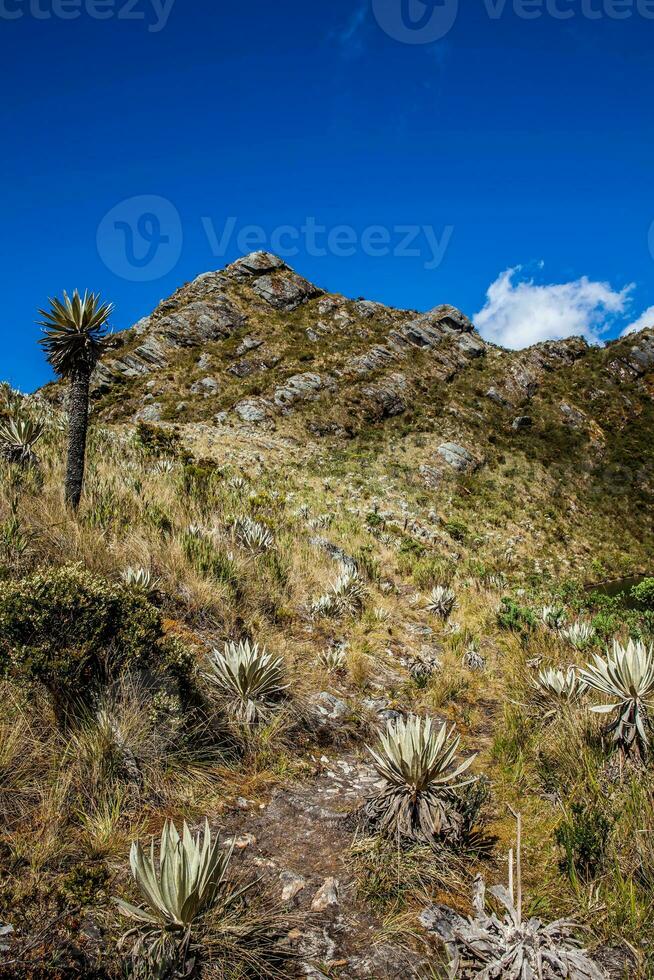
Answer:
[65,368,91,510]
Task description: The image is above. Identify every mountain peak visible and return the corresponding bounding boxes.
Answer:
[79,257,654,460]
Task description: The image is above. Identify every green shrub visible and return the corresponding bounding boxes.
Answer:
[0,564,162,722]
[397,537,427,576]
[60,862,109,905]
[144,501,173,536]
[160,634,198,710]
[413,557,455,590]
[555,802,611,882]
[353,545,381,583]
[182,459,219,501]
[496,598,536,635]
[443,520,468,542]
[135,421,182,457]
[632,578,654,609]
[590,610,622,641]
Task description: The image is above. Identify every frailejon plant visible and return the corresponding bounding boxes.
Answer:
[311,567,366,619]
[562,620,596,650]
[421,812,606,978]
[463,643,485,672]
[234,516,274,553]
[115,819,235,929]
[121,567,157,593]
[115,818,245,974]
[204,639,288,723]
[38,290,112,510]
[0,413,45,468]
[532,668,587,718]
[363,715,477,846]
[579,639,654,759]
[317,647,346,672]
[426,585,457,620]
[152,459,175,475]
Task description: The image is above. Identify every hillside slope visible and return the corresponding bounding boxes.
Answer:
[76,250,654,576]
[1,256,653,978]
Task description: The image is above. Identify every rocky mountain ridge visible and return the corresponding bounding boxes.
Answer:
[41,251,654,572]
[81,252,654,452]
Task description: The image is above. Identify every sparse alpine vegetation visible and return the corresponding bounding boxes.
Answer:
[1,255,653,976]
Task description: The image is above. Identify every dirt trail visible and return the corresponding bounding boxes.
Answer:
[218,752,430,978]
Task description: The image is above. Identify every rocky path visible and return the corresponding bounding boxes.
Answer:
[217,752,431,978]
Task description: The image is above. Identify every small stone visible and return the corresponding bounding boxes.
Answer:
[252,856,276,869]
[223,833,256,850]
[486,386,510,406]
[279,871,307,902]
[309,692,349,722]
[310,877,340,912]
[235,335,263,356]
[79,918,102,942]
[512,415,533,430]
[378,708,403,722]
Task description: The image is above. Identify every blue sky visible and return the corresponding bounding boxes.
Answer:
[1,0,653,391]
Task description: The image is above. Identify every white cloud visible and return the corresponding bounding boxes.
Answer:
[622,305,654,337]
[474,266,633,350]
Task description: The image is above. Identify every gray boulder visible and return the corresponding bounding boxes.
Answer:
[273,373,336,409]
[235,335,263,356]
[134,402,162,422]
[622,330,654,375]
[233,397,272,423]
[251,272,321,310]
[309,692,349,723]
[362,372,407,418]
[156,298,244,347]
[437,442,479,473]
[560,402,587,428]
[190,377,220,396]
[225,250,286,280]
[92,334,169,393]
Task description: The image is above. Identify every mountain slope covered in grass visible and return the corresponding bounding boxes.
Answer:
[1,254,653,978]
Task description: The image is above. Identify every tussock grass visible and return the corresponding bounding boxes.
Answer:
[1,400,653,976]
